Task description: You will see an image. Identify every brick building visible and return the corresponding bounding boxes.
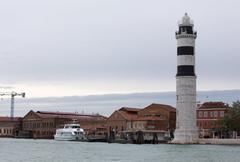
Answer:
[107,107,140,135]
[22,110,107,139]
[197,102,229,138]
[0,117,22,137]
[133,104,176,132]
[107,104,176,142]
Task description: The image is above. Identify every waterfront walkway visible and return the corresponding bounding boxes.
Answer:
[199,139,240,145]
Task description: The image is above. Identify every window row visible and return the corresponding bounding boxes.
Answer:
[34,130,55,136]
[133,123,145,129]
[197,121,220,128]
[0,128,13,135]
[198,111,224,118]
[24,122,55,129]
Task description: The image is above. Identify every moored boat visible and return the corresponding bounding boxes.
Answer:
[54,124,86,141]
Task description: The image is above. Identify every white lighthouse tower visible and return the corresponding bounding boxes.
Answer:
[172,13,199,144]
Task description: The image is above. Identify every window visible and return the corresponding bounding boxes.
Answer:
[214,111,218,117]
[199,111,203,117]
[204,111,208,118]
[211,121,215,126]
[220,111,224,117]
[210,111,213,118]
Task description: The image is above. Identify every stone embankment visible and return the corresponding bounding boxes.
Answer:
[199,139,240,145]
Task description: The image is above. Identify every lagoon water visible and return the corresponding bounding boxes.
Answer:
[0,138,240,162]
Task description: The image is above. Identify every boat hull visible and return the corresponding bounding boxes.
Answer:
[54,134,85,141]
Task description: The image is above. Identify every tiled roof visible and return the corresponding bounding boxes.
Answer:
[35,111,106,120]
[198,102,229,109]
[133,116,166,121]
[0,117,22,122]
[118,110,138,121]
[143,103,176,112]
[119,107,141,112]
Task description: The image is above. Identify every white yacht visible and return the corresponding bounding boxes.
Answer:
[54,124,86,141]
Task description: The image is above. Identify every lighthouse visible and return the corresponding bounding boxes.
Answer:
[172,13,199,143]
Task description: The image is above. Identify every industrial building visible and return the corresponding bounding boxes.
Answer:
[107,103,176,143]
[0,117,22,137]
[21,110,107,139]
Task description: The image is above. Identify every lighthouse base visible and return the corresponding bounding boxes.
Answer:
[171,129,199,144]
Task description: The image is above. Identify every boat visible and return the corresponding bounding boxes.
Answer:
[54,124,86,141]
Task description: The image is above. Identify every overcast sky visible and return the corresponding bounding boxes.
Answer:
[0,0,240,97]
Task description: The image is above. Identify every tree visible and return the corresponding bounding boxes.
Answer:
[220,100,240,134]
[232,100,240,113]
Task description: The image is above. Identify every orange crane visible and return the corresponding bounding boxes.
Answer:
[0,92,25,119]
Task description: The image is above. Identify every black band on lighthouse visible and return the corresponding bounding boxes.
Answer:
[176,65,195,76]
[178,26,193,34]
[177,46,194,55]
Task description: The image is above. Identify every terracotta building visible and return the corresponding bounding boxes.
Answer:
[107,107,140,135]
[107,104,176,142]
[22,110,107,139]
[197,102,229,138]
[0,117,22,137]
[133,104,176,132]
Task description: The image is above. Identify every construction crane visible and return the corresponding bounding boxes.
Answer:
[0,92,25,119]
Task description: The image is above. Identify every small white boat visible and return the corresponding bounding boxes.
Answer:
[54,124,86,141]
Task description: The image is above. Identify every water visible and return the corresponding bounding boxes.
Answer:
[0,138,240,162]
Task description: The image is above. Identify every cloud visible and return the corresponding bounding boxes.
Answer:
[0,0,240,97]
[0,86,14,90]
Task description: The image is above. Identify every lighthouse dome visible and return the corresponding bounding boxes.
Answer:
[178,13,194,26]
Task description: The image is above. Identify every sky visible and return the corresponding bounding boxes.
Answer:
[0,0,240,98]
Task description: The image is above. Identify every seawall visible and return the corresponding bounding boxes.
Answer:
[199,139,240,145]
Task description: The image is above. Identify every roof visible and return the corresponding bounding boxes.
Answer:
[178,13,194,26]
[118,110,138,121]
[0,117,22,122]
[198,102,229,109]
[32,111,107,120]
[36,111,102,117]
[118,107,141,113]
[142,103,176,112]
[107,107,140,121]
[133,116,166,121]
